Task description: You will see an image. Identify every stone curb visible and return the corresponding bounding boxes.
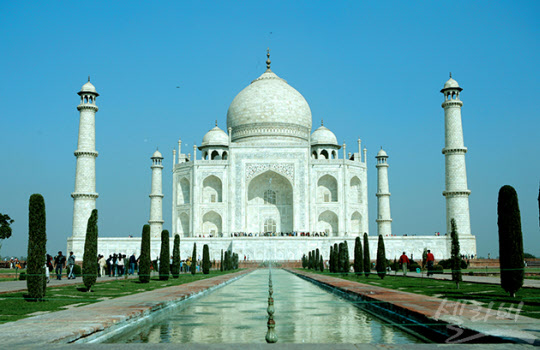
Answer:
[0,269,252,346]
[287,269,540,346]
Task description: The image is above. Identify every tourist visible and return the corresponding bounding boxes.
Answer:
[54,251,66,280]
[117,254,125,276]
[129,254,136,275]
[426,250,435,277]
[67,251,76,279]
[399,252,409,276]
[44,256,50,283]
[98,255,106,277]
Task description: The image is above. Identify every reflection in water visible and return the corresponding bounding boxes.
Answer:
[108,269,421,344]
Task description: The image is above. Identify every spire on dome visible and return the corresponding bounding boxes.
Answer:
[449,72,452,78]
[266,48,271,70]
[321,119,324,126]
[215,120,218,127]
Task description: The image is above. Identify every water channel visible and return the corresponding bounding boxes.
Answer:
[107,269,422,344]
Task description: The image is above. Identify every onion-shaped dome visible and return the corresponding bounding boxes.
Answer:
[201,126,229,147]
[226,69,312,143]
[443,78,459,89]
[311,126,338,146]
[81,81,97,93]
[152,149,163,159]
[376,148,388,158]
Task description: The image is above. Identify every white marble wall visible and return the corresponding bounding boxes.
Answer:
[67,234,477,262]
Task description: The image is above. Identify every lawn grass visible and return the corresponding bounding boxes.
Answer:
[301,269,540,320]
[0,270,238,324]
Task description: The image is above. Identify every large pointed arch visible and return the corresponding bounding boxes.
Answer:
[202,211,222,236]
[318,210,338,236]
[247,170,293,233]
[203,175,222,203]
[177,212,190,237]
[178,177,190,204]
[317,174,338,202]
[351,211,362,234]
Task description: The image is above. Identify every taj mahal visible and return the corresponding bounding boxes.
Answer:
[67,51,477,261]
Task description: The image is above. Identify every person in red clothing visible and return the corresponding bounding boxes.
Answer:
[426,250,435,276]
[399,252,410,276]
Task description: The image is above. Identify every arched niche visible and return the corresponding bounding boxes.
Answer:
[320,149,329,159]
[203,175,222,203]
[202,211,222,236]
[317,174,338,202]
[177,212,190,237]
[247,170,293,233]
[177,178,190,204]
[351,211,362,234]
[211,150,221,160]
[350,176,362,203]
[318,210,338,236]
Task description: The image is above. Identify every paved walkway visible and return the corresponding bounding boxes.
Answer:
[390,271,540,288]
[0,269,252,346]
[290,269,540,346]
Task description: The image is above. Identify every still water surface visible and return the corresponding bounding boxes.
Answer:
[108,269,421,344]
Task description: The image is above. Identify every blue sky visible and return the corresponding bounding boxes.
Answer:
[0,1,538,258]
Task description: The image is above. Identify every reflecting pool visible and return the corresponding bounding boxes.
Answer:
[107,269,422,344]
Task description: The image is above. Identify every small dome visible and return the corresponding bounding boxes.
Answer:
[311,126,338,146]
[152,150,163,158]
[202,126,229,147]
[376,148,388,157]
[81,81,97,93]
[443,77,459,89]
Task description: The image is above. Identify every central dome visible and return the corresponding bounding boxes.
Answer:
[226,69,312,143]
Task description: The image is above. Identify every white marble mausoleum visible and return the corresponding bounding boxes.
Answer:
[67,53,477,261]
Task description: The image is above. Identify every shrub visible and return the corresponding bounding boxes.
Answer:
[498,185,524,297]
[408,261,421,272]
[72,264,82,277]
[450,218,462,288]
[159,230,170,280]
[27,194,47,300]
[191,243,197,275]
[363,233,370,277]
[376,235,386,279]
[171,234,180,278]
[202,244,210,274]
[83,209,98,291]
[342,241,350,274]
[354,236,363,275]
[19,272,26,280]
[139,225,151,283]
[433,264,444,274]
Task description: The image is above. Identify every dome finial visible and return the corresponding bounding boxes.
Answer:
[321,118,324,126]
[88,75,90,82]
[215,120,218,127]
[449,72,452,78]
[266,48,271,70]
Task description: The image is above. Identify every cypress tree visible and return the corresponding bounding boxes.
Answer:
[83,209,98,291]
[191,243,197,275]
[171,234,180,278]
[159,230,170,280]
[498,185,524,297]
[450,219,462,289]
[363,232,371,277]
[302,254,306,269]
[315,249,320,270]
[27,194,47,300]
[319,256,324,272]
[220,249,224,271]
[329,246,334,272]
[376,235,386,279]
[139,224,151,283]
[338,243,345,273]
[335,243,340,272]
[203,244,210,274]
[354,236,363,275]
[308,251,312,269]
[343,241,350,274]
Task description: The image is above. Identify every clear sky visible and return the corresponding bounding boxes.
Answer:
[1,1,538,259]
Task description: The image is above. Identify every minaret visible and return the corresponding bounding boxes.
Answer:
[441,74,471,235]
[376,148,392,236]
[71,78,99,237]
[149,149,164,238]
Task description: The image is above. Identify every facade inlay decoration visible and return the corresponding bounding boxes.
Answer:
[245,163,295,183]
